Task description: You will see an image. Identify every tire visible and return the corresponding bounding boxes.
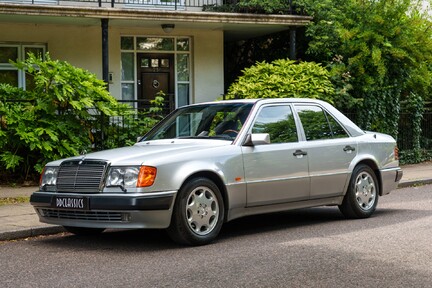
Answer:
[167,177,225,246]
[339,164,379,219]
[63,226,105,236]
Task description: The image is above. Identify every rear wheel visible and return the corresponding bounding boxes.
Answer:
[167,177,224,246]
[339,164,379,219]
[63,226,105,236]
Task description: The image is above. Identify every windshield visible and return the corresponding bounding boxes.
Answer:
[143,103,253,141]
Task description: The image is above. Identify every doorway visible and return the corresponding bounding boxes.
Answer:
[137,53,174,111]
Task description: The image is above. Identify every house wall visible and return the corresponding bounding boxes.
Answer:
[0,22,102,74]
[193,30,224,103]
[0,21,224,105]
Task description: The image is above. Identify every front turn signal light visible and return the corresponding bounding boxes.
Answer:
[137,166,157,187]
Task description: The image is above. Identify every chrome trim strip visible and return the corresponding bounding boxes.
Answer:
[242,175,310,185]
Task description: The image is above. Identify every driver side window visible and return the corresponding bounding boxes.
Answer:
[252,105,298,144]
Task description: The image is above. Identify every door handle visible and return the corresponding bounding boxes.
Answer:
[293,150,307,157]
[343,145,356,152]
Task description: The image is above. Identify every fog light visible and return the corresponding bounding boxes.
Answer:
[122,213,131,222]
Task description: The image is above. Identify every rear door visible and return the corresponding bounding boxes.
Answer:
[294,105,357,199]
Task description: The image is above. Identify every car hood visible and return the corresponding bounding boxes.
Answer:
[47,139,232,166]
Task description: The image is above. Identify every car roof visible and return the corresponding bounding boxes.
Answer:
[187,98,364,137]
[191,98,327,106]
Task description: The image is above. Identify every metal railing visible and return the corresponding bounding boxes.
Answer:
[1,98,174,150]
[0,0,223,10]
[398,112,432,151]
[2,99,432,153]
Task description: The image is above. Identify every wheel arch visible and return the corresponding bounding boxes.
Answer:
[352,159,383,196]
[180,171,229,222]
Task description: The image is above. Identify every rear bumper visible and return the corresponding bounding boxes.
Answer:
[380,167,403,196]
[30,191,176,229]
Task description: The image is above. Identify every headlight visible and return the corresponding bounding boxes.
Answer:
[40,166,58,192]
[106,166,156,189]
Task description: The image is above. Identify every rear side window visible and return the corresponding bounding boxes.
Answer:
[252,105,298,143]
[295,105,349,141]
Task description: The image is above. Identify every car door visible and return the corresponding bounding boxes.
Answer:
[242,104,310,207]
[294,105,357,199]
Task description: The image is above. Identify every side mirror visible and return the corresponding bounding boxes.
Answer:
[137,136,143,143]
[243,133,271,146]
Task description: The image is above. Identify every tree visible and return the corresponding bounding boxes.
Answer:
[294,0,432,140]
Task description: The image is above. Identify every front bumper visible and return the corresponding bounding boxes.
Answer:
[380,167,403,196]
[30,191,176,229]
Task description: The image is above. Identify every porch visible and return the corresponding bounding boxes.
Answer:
[0,0,311,111]
[0,0,221,11]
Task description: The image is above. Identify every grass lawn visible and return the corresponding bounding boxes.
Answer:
[0,197,30,206]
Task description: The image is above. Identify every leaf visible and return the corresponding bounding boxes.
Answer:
[0,151,24,170]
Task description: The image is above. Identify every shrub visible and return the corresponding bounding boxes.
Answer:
[0,53,128,181]
[225,59,336,104]
[203,0,291,14]
[102,92,166,149]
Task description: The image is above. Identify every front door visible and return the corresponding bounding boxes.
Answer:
[137,53,174,111]
[242,104,310,206]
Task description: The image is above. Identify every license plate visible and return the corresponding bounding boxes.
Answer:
[52,196,89,210]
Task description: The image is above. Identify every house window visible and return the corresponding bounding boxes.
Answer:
[120,36,191,108]
[0,44,46,89]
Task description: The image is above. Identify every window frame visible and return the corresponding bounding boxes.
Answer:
[249,104,301,145]
[294,104,350,141]
[120,36,192,109]
[0,43,46,89]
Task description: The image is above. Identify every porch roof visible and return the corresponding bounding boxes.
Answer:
[0,3,312,41]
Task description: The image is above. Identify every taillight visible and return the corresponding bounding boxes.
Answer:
[394,146,399,160]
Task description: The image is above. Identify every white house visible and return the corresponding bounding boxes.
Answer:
[0,0,311,110]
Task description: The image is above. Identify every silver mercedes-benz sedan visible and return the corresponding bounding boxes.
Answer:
[31,98,403,245]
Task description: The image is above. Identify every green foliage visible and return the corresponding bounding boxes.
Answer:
[226,59,336,104]
[0,53,127,180]
[257,117,298,143]
[237,0,291,14]
[0,196,30,206]
[203,0,291,14]
[400,93,425,162]
[399,149,432,165]
[326,55,358,109]
[103,92,166,149]
[294,0,432,141]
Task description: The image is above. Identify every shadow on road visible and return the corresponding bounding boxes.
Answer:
[33,204,431,251]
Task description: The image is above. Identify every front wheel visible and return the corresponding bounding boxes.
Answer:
[339,164,379,219]
[167,178,225,246]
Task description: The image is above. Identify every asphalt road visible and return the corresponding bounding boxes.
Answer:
[1,185,431,288]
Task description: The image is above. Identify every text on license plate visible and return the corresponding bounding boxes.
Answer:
[53,196,89,210]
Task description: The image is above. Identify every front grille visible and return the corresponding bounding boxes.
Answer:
[40,209,123,222]
[57,160,108,193]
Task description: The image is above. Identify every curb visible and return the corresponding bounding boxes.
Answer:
[0,225,65,241]
[398,179,432,188]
